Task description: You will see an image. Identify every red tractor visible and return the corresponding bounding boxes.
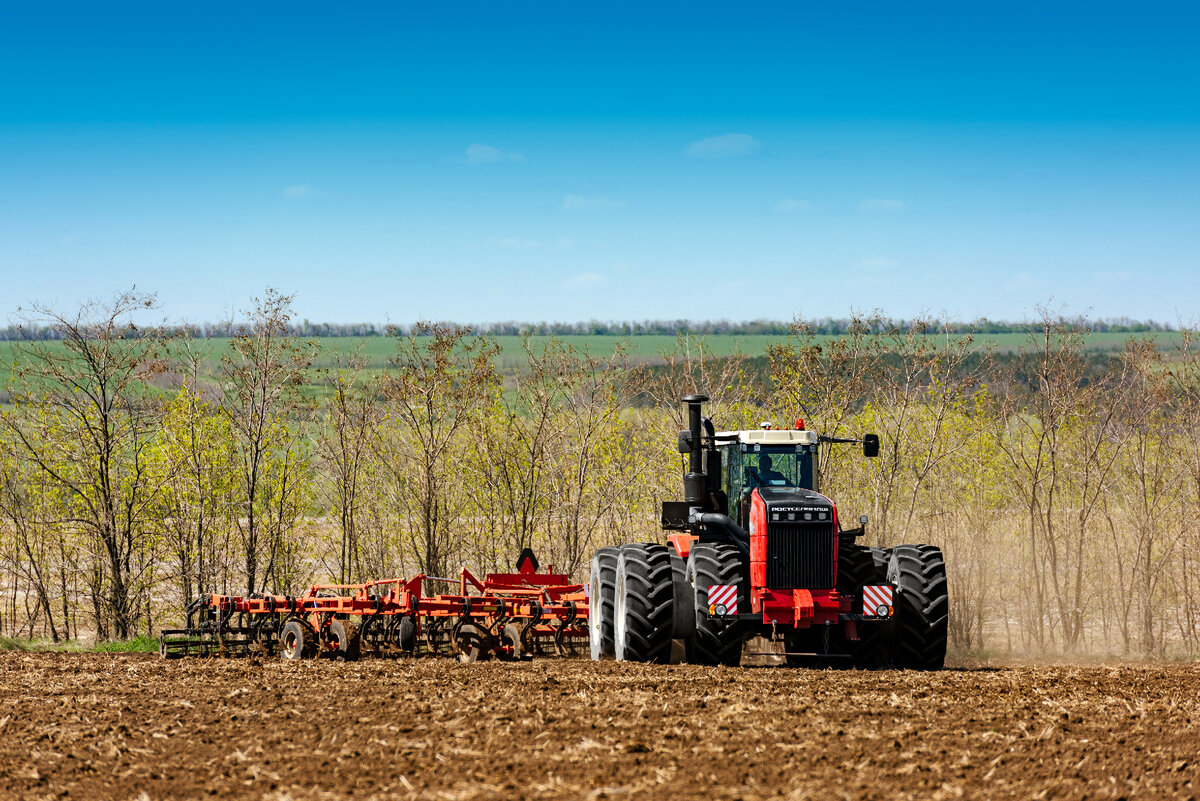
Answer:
[589,394,948,668]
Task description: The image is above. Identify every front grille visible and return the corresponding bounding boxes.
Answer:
[766,522,835,589]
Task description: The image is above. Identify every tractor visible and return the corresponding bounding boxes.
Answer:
[588,394,948,668]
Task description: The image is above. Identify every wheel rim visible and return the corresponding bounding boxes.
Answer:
[283,630,298,659]
[613,570,627,661]
[589,570,603,660]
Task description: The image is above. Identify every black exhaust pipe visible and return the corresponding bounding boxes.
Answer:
[682,394,708,506]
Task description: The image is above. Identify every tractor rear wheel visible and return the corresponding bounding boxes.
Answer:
[887,544,949,670]
[686,543,746,666]
[836,544,891,668]
[614,543,674,663]
[588,546,620,660]
[670,552,695,641]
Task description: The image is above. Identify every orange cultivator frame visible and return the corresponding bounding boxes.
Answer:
[159,554,589,663]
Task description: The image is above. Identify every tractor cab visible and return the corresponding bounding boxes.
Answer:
[716,428,820,529]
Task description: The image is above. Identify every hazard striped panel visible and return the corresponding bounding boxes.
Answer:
[707,584,738,616]
[862,585,893,617]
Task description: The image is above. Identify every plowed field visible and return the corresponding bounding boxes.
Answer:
[1,653,1197,800]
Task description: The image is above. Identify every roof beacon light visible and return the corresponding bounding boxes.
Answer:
[795,418,805,430]
[760,421,773,430]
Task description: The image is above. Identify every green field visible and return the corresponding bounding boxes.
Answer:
[1,330,1184,386]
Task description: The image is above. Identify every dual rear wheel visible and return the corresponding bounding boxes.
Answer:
[590,542,744,665]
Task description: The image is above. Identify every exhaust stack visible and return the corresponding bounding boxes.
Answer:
[682,394,708,506]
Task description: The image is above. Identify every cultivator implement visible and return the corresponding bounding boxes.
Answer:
[160,554,589,663]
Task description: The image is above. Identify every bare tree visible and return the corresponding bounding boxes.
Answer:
[0,290,164,639]
[315,349,379,583]
[220,289,315,594]
[377,323,498,581]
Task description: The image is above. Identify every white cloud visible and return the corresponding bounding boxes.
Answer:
[685,133,762,159]
[283,185,316,198]
[465,143,525,165]
[774,198,812,213]
[565,272,607,289]
[858,198,904,212]
[564,194,626,210]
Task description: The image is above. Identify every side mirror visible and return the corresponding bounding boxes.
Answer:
[863,434,880,458]
[677,430,692,454]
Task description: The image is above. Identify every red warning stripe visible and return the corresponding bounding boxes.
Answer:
[862,585,893,616]
[707,584,738,614]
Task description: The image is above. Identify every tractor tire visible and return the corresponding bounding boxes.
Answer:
[280,620,309,661]
[588,546,620,660]
[887,544,949,670]
[327,619,359,661]
[836,544,891,668]
[686,543,746,666]
[614,543,675,663]
[670,552,695,641]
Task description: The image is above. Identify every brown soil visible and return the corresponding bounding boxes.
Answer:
[1,652,1197,800]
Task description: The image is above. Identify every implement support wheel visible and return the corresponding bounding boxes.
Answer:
[455,623,491,663]
[327,619,360,661]
[280,620,309,661]
[498,623,526,661]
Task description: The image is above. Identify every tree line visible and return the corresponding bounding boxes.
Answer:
[1,291,1198,658]
[0,316,1172,341]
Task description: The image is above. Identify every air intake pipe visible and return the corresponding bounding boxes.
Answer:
[690,511,751,555]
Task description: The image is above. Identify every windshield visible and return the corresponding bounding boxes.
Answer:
[722,444,817,525]
[744,449,808,489]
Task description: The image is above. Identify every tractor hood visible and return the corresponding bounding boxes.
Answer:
[755,487,835,524]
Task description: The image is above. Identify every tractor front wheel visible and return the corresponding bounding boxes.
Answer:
[686,543,746,666]
[836,544,892,669]
[888,544,949,670]
[613,543,674,663]
[588,546,620,660]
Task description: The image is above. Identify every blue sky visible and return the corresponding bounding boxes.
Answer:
[1,1,1198,325]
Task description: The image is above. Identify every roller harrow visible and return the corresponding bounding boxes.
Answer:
[159,553,589,663]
